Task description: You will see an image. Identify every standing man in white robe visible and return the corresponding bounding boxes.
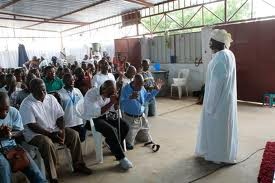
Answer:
[195,29,238,164]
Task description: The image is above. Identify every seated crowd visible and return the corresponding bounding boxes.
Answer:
[0,55,163,183]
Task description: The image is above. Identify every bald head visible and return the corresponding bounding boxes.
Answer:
[74,67,84,79]
[6,74,16,86]
[132,74,144,91]
[142,59,150,71]
[29,78,47,101]
[29,78,44,91]
[100,80,116,97]
[101,80,114,89]
[125,66,137,79]
[63,73,74,88]
[134,74,143,82]
[98,59,109,74]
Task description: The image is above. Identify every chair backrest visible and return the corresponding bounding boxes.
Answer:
[75,98,95,127]
[75,98,84,119]
[178,69,190,79]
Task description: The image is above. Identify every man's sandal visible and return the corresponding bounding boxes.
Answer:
[144,141,160,152]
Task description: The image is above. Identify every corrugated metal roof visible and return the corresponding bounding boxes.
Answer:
[1,0,102,18]
[146,0,167,4]
[0,19,35,28]
[29,23,77,32]
[60,0,143,22]
[0,0,13,6]
[0,0,169,32]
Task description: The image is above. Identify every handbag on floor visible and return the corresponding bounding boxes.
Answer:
[0,140,30,172]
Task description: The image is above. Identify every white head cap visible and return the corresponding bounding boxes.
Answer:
[144,59,151,64]
[211,29,233,49]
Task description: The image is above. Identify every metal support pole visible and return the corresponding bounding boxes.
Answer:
[225,0,227,23]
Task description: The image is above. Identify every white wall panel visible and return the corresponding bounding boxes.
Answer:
[161,36,166,63]
[143,31,202,64]
[175,34,180,61]
[177,34,184,63]
[160,63,204,91]
[195,32,202,59]
[141,31,204,92]
[184,34,191,62]
[190,33,196,62]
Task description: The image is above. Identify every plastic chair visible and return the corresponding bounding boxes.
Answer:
[55,144,74,171]
[171,69,190,99]
[263,93,275,107]
[75,99,103,164]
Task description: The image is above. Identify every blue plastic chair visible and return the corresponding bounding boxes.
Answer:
[263,93,275,107]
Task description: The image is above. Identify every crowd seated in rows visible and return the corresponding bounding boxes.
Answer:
[0,55,161,183]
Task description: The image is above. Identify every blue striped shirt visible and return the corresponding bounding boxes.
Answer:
[120,83,158,116]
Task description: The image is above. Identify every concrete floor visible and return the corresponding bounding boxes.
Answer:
[54,97,274,183]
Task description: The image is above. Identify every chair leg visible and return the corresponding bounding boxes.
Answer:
[123,140,127,152]
[84,137,88,155]
[186,86,188,97]
[171,86,173,97]
[269,95,273,107]
[92,126,103,164]
[178,86,182,99]
[83,119,88,155]
[65,147,74,171]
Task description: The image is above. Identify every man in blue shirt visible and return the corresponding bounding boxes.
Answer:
[0,92,46,183]
[141,59,157,117]
[120,74,164,149]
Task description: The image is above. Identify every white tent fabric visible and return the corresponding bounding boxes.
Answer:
[0,28,61,68]
[63,24,137,61]
[0,22,136,68]
[0,38,61,68]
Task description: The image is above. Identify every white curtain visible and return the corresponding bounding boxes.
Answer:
[0,38,18,68]
[63,24,137,61]
[0,28,61,68]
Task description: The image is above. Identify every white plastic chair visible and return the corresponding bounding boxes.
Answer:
[75,99,103,164]
[171,69,190,99]
[55,144,74,171]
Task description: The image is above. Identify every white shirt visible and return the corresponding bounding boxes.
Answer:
[82,59,94,65]
[19,94,64,142]
[91,72,116,88]
[39,59,49,69]
[0,86,21,93]
[117,76,133,88]
[83,87,114,120]
[58,88,83,127]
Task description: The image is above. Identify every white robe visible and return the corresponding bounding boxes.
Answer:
[195,49,238,163]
